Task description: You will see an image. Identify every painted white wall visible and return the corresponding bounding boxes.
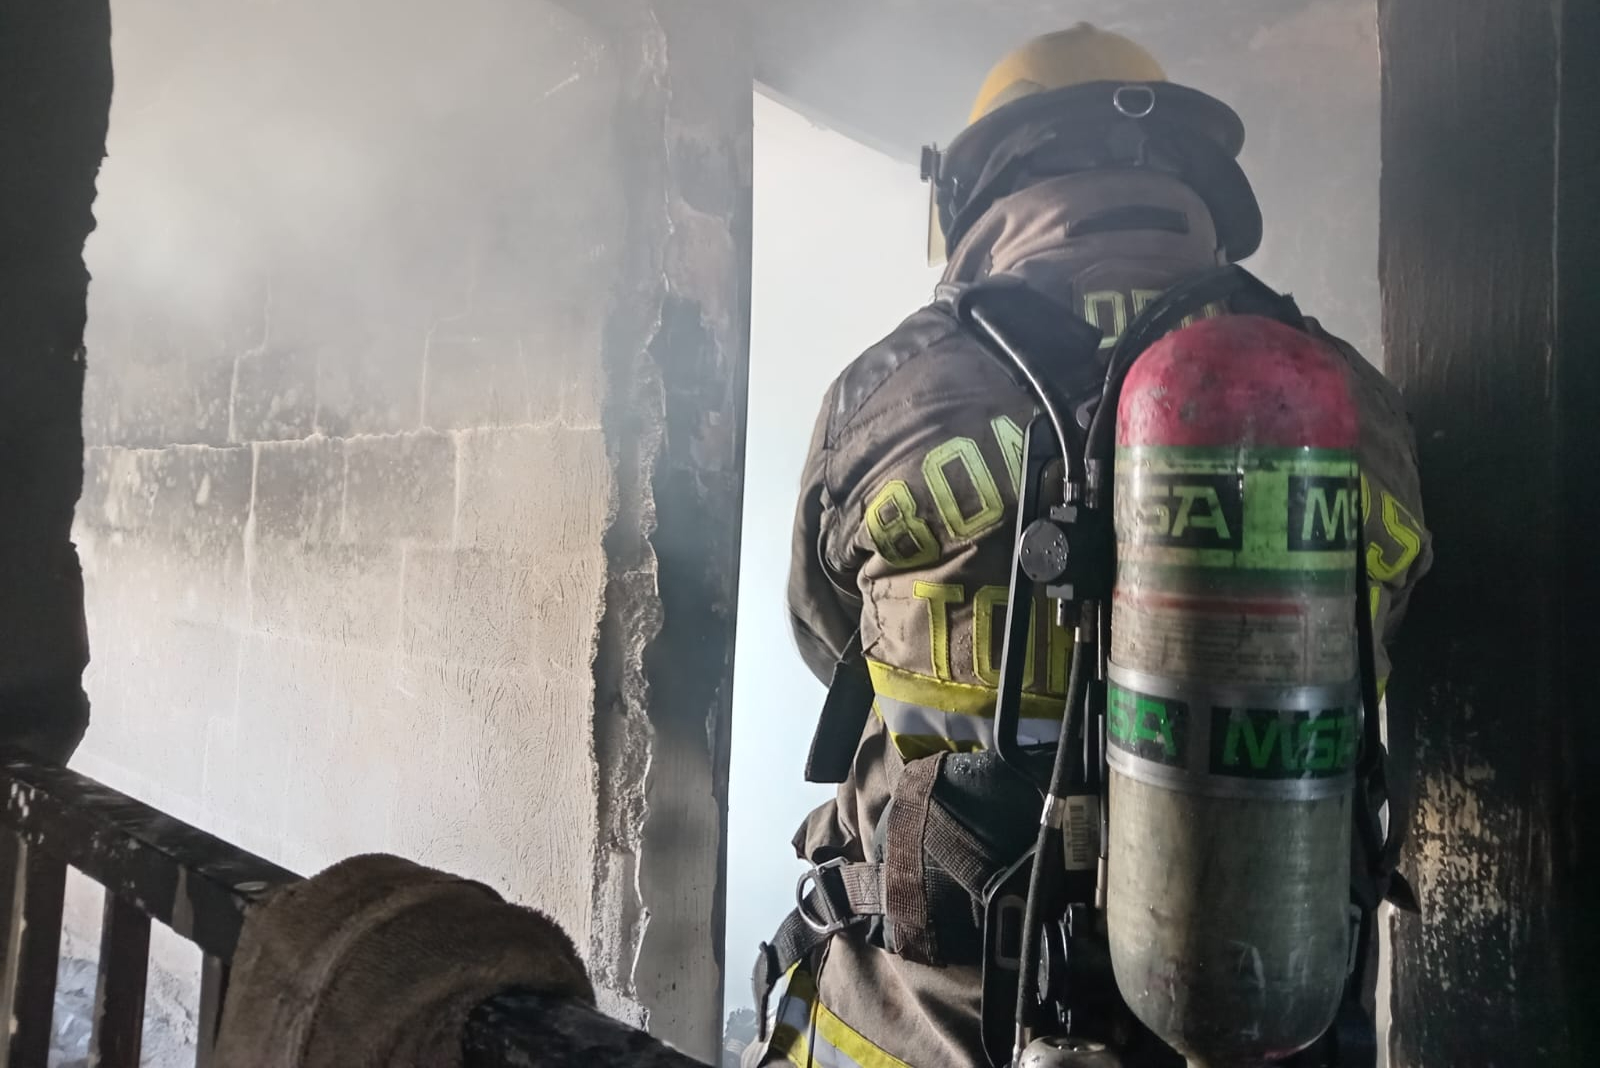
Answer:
[725,91,940,1014]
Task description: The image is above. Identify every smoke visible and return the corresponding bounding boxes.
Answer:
[85,0,617,444]
[74,3,637,1058]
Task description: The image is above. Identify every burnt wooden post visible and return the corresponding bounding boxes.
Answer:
[1379,0,1600,1063]
[0,0,111,765]
[0,839,68,1068]
[195,955,231,1068]
[90,893,152,1068]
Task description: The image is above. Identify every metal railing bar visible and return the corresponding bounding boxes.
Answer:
[89,889,152,1068]
[1,837,68,1068]
[195,953,230,1068]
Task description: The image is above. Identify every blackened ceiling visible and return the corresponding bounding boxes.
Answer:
[752,0,1359,161]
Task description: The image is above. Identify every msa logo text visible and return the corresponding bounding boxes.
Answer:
[1289,475,1359,551]
[1123,474,1243,552]
[1214,708,1359,778]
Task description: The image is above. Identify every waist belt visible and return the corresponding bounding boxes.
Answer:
[808,648,1070,782]
[753,752,1040,1033]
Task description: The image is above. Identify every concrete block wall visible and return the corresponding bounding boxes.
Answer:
[70,0,749,1060]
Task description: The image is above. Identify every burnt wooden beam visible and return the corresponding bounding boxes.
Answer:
[464,991,709,1068]
[1379,0,1600,1063]
[196,955,230,1068]
[0,0,110,766]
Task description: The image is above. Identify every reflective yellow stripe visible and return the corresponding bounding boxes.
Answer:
[866,660,1064,720]
[812,1001,914,1068]
[771,1024,814,1067]
[868,659,1066,758]
[882,730,983,761]
[767,966,912,1068]
[767,966,812,1037]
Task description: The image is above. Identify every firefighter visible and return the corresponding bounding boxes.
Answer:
[752,24,1432,1068]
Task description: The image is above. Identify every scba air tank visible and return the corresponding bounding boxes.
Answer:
[1105,315,1360,1067]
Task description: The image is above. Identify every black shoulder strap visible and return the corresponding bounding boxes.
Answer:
[948,276,1108,406]
[804,631,874,784]
[1085,264,1306,467]
[1115,264,1304,363]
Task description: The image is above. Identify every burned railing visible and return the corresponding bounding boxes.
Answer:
[0,754,704,1068]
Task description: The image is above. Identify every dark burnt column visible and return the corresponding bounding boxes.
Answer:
[0,1,111,762]
[1380,0,1600,1063]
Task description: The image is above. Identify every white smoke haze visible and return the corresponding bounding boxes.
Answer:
[84,0,616,447]
[72,1,641,1062]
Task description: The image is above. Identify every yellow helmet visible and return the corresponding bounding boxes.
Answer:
[923,24,1258,266]
[967,24,1167,126]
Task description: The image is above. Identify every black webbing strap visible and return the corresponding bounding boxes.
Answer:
[752,859,883,1035]
[884,754,944,965]
[751,775,1014,1030]
[923,803,995,898]
[805,631,874,784]
[1066,205,1189,239]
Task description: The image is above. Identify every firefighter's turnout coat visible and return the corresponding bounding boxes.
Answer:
[761,168,1433,1068]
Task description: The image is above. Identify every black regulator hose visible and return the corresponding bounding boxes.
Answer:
[970,304,1085,497]
[1013,628,1091,1060]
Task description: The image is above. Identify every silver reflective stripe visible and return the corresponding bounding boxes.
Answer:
[764,968,912,1068]
[766,973,865,1068]
[769,970,809,1036]
[804,1033,867,1068]
[875,696,1060,747]
[1104,661,1358,801]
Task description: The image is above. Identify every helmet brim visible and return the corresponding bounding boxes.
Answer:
[934,80,1261,263]
[949,80,1246,164]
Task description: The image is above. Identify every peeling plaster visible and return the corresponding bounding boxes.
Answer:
[584,4,751,1059]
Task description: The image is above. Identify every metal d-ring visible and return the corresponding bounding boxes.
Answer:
[795,856,851,935]
[1112,84,1156,119]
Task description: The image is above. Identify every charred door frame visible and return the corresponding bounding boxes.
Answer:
[1380,0,1600,1063]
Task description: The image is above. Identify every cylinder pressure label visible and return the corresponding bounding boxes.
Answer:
[1108,444,1361,798]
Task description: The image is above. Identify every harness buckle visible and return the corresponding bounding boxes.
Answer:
[795,856,854,935]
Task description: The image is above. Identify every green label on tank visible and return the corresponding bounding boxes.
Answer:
[1115,446,1358,572]
[1209,706,1360,780]
[1109,679,1360,790]
[1107,683,1189,768]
